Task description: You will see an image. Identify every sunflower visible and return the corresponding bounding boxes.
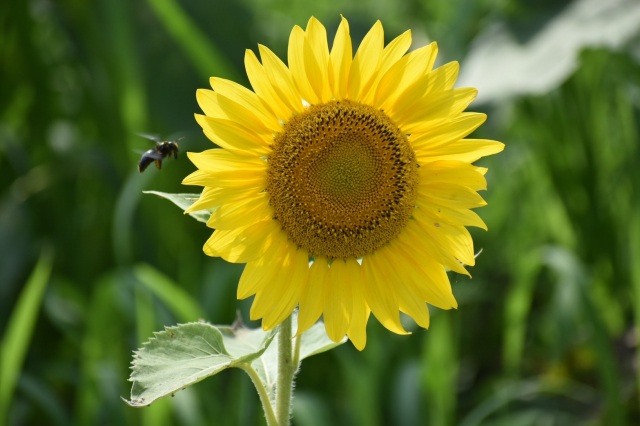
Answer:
[183,16,504,350]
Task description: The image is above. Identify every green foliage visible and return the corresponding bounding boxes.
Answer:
[128,322,276,407]
[1,0,640,425]
[134,263,205,322]
[0,248,53,422]
[127,316,342,413]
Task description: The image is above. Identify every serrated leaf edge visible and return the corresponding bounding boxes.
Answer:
[125,322,278,407]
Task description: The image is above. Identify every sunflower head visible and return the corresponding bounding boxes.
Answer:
[183,16,504,350]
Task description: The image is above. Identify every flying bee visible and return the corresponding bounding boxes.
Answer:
[137,134,180,173]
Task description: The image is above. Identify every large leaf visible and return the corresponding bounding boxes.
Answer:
[127,315,344,407]
[143,191,213,223]
[127,321,276,407]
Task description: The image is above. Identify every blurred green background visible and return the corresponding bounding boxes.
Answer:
[2,0,639,424]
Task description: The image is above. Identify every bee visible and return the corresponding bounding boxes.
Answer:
[137,134,180,173]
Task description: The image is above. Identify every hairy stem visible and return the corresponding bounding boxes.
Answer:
[239,365,277,426]
[275,316,295,425]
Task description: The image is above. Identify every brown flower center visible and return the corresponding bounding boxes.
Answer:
[266,100,418,259]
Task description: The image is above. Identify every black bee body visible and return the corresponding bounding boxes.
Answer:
[138,140,179,173]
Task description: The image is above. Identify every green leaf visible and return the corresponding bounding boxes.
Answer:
[127,315,344,408]
[143,191,213,223]
[127,321,276,407]
[296,319,346,360]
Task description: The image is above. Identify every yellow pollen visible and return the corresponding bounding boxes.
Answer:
[266,100,418,259]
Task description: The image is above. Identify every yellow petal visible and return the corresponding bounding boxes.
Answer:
[297,256,328,336]
[258,44,304,115]
[182,169,213,187]
[207,192,272,230]
[197,89,276,136]
[374,42,438,108]
[361,248,408,334]
[251,248,296,322]
[237,231,289,299]
[288,25,319,104]
[186,149,265,172]
[253,246,308,329]
[346,272,371,350]
[415,201,488,230]
[418,182,487,210]
[359,29,412,105]
[183,183,263,213]
[303,17,331,102]
[245,49,293,120]
[410,112,487,150]
[412,213,476,266]
[348,20,384,101]
[389,238,458,309]
[414,213,475,268]
[438,222,476,266]
[195,114,270,154]
[397,287,431,329]
[322,259,354,343]
[418,160,487,191]
[403,220,470,276]
[417,139,505,163]
[379,30,412,75]
[205,219,281,263]
[202,169,264,188]
[238,257,274,300]
[386,62,461,129]
[209,77,281,132]
[425,61,460,94]
[328,16,352,100]
[185,151,265,190]
[399,87,478,134]
[196,89,225,118]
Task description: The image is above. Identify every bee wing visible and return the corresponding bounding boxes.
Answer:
[165,132,189,146]
[136,132,162,143]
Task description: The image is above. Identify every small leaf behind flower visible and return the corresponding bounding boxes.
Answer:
[126,322,276,406]
[296,320,346,360]
[143,191,213,223]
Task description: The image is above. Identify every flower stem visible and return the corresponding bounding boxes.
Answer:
[239,365,277,426]
[275,315,295,425]
[292,331,302,368]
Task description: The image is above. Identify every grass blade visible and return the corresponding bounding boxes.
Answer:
[0,246,53,420]
[145,0,239,80]
[133,263,204,322]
